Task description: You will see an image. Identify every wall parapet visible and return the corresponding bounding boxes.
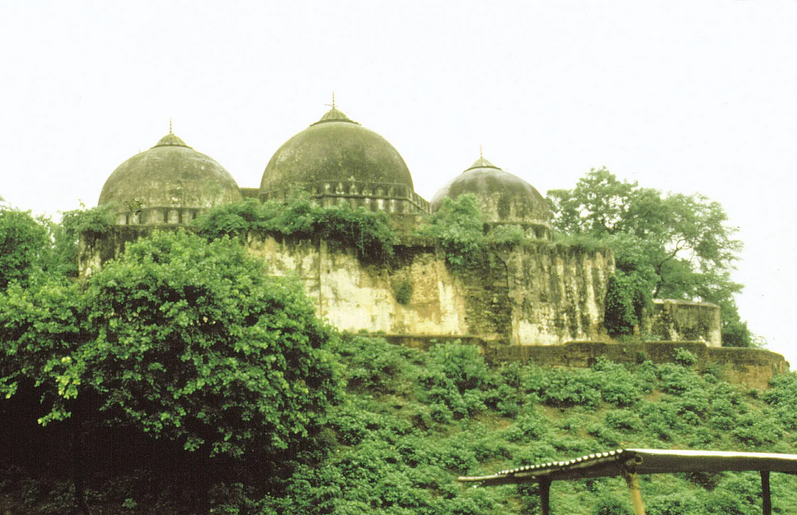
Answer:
[485,340,788,390]
[364,335,788,390]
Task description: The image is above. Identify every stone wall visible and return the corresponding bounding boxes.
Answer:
[245,235,614,345]
[485,340,788,390]
[80,229,722,346]
[644,299,722,346]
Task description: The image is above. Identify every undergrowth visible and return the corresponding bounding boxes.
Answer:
[267,339,797,514]
[4,338,797,514]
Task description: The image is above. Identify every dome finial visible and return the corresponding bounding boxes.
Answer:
[169,118,173,135]
[325,92,336,110]
[314,94,359,126]
[480,145,483,159]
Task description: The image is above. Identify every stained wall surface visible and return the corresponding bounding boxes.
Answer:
[79,230,721,347]
[245,235,614,345]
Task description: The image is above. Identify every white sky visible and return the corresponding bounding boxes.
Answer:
[2,1,795,364]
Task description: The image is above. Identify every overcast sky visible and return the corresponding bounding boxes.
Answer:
[2,1,795,363]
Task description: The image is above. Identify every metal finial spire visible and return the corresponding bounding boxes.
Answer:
[480,145,483,159]
[169,118,173,134]
[325,92,337,110]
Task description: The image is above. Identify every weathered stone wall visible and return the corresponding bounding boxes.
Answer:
[79,230,721,347]
[485,340,788,390]
[644,299,722,346]
[245,235,614,345]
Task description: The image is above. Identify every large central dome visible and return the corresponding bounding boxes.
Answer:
[259,107,420,212]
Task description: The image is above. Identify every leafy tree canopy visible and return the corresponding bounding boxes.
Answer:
[415,194,486,269]
[0,199,52,289]
[0,199,114,286]
[0,230,340,460]
[547,168,750,345]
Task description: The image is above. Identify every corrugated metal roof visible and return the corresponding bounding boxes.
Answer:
[458,449,797,486]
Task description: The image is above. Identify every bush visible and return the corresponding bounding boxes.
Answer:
[523,367,602,409]
[592,494,633,515]
[335,336,417,394]
[393,279,413,305]
[193,197,396,262]
[673,348,698,367]
[415,194,486,269]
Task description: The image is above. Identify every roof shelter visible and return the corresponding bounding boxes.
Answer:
[457,448,797,515]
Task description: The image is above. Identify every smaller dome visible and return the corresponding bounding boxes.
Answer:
[99,132,241,225]
[431,156,552,237]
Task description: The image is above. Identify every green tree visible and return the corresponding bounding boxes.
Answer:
[415,194,486,269]
[0,230,340,511]
[50,203,115,277]
[548,168,748,345]
[0,199,51,289]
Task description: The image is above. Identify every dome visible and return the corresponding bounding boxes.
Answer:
[430,156,552,237]
[99,132,241,225]
[260,107,415,198]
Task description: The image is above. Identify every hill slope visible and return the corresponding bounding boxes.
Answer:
[3,336,797,514]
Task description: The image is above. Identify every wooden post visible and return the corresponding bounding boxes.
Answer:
[623,471,646,515]
[761,471,771,515]
[539,477,552,515]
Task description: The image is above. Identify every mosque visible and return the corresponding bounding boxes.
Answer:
[87,103,721,350]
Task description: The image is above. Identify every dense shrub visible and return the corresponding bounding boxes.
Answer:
[415,194,486,269]
[193,197,397,262]
[6,332,797,514]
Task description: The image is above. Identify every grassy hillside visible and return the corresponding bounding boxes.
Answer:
[272,336,797,515]
[3,336,797,514]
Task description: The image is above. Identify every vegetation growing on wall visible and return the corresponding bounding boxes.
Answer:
[548,168,751,346]
[0,200,113,285]
[415,194,486,269]
[192,197,397,262]
[415,194,547,271]
[392,278,413,305]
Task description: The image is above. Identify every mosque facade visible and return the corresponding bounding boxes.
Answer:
[87,105,721,347]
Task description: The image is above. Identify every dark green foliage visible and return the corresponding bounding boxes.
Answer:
[264,354,796,514]
[604,272,650,337]
[81,231,340,457]
[415,194,486,269]
[645,492,704,515]
[416,343,493,419]
[0,201,51,289]
[0,230,341,512]
[192,197,397,262]
[673,348,698,367]
[591,494,633,515]
[0,201,113,287]
[53,203,115,277]
[393,278,413,305]
[763,370,797,429]
[336,336,421,397]
[6,324,797,513]
[487,224,526,246]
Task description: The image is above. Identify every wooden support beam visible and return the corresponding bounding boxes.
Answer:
[539,477,551,515]
[623,471,645,515]
[761,470,771,515]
